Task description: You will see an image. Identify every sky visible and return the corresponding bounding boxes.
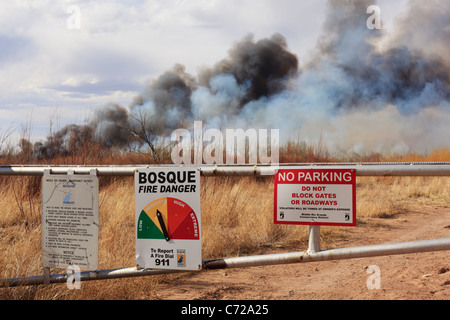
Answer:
[3,0,448,156]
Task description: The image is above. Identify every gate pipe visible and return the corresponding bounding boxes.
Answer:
[1,163,450,177]
[203,237,450,269]
[2,238,449,287]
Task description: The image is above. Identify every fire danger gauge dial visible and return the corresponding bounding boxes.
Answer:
[137,197,199,241]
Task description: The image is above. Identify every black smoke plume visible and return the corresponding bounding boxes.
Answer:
[199,33,299,103]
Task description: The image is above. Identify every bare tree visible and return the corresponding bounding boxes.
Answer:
[0,123,15,155]
[127,109,164,162]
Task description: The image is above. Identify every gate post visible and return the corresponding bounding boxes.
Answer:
[308,225,321,254]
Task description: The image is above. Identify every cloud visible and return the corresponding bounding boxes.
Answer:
[0,34,35,64]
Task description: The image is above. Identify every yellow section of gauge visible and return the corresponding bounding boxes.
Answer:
[142,198,167,234]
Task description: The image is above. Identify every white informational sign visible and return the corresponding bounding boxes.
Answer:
[274,169,356,226]
[41,173,99,270]
[135,168,201,271]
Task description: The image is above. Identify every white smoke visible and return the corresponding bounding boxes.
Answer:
[186,0,450,155]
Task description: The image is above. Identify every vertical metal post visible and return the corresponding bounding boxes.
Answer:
[90,168,99,279]
[42,169,51,285]
[308,225,321,254]
[43,267,50,284]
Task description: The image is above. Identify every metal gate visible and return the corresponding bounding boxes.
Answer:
[1,163,450,287]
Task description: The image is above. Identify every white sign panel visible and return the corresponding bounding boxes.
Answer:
[274,169,356,226]
[41,174,99,270]
[135,168,201,270]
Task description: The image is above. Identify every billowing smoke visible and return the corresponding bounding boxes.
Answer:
[199,33,299,103]
[130,64,195,131]
[311,0,449,113]
[192,33,299,127]
[218,0,449,154]
[31,0,449,158]
[292,0,450,153]
[32,123,94,159]
[94,103,132,146]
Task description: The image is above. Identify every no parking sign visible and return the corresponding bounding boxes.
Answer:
[274,168,356,226]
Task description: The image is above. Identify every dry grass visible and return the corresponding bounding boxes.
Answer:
[200,176,308,259]
[0,145,449,299]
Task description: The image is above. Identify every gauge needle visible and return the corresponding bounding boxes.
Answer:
[156,210,170,241]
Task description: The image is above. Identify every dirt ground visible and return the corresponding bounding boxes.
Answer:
[155,205,450,300]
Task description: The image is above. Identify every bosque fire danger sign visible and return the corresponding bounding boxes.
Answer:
[135,168,201,271]
[274,169,356,226]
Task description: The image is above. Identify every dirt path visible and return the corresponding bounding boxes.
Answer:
[154,204,450,300]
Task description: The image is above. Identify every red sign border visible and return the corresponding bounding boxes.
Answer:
[274,168,356,227]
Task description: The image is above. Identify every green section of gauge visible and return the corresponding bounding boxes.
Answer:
[137,210,165,239]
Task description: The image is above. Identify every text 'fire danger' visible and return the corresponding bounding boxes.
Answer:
[137,170,197,193]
